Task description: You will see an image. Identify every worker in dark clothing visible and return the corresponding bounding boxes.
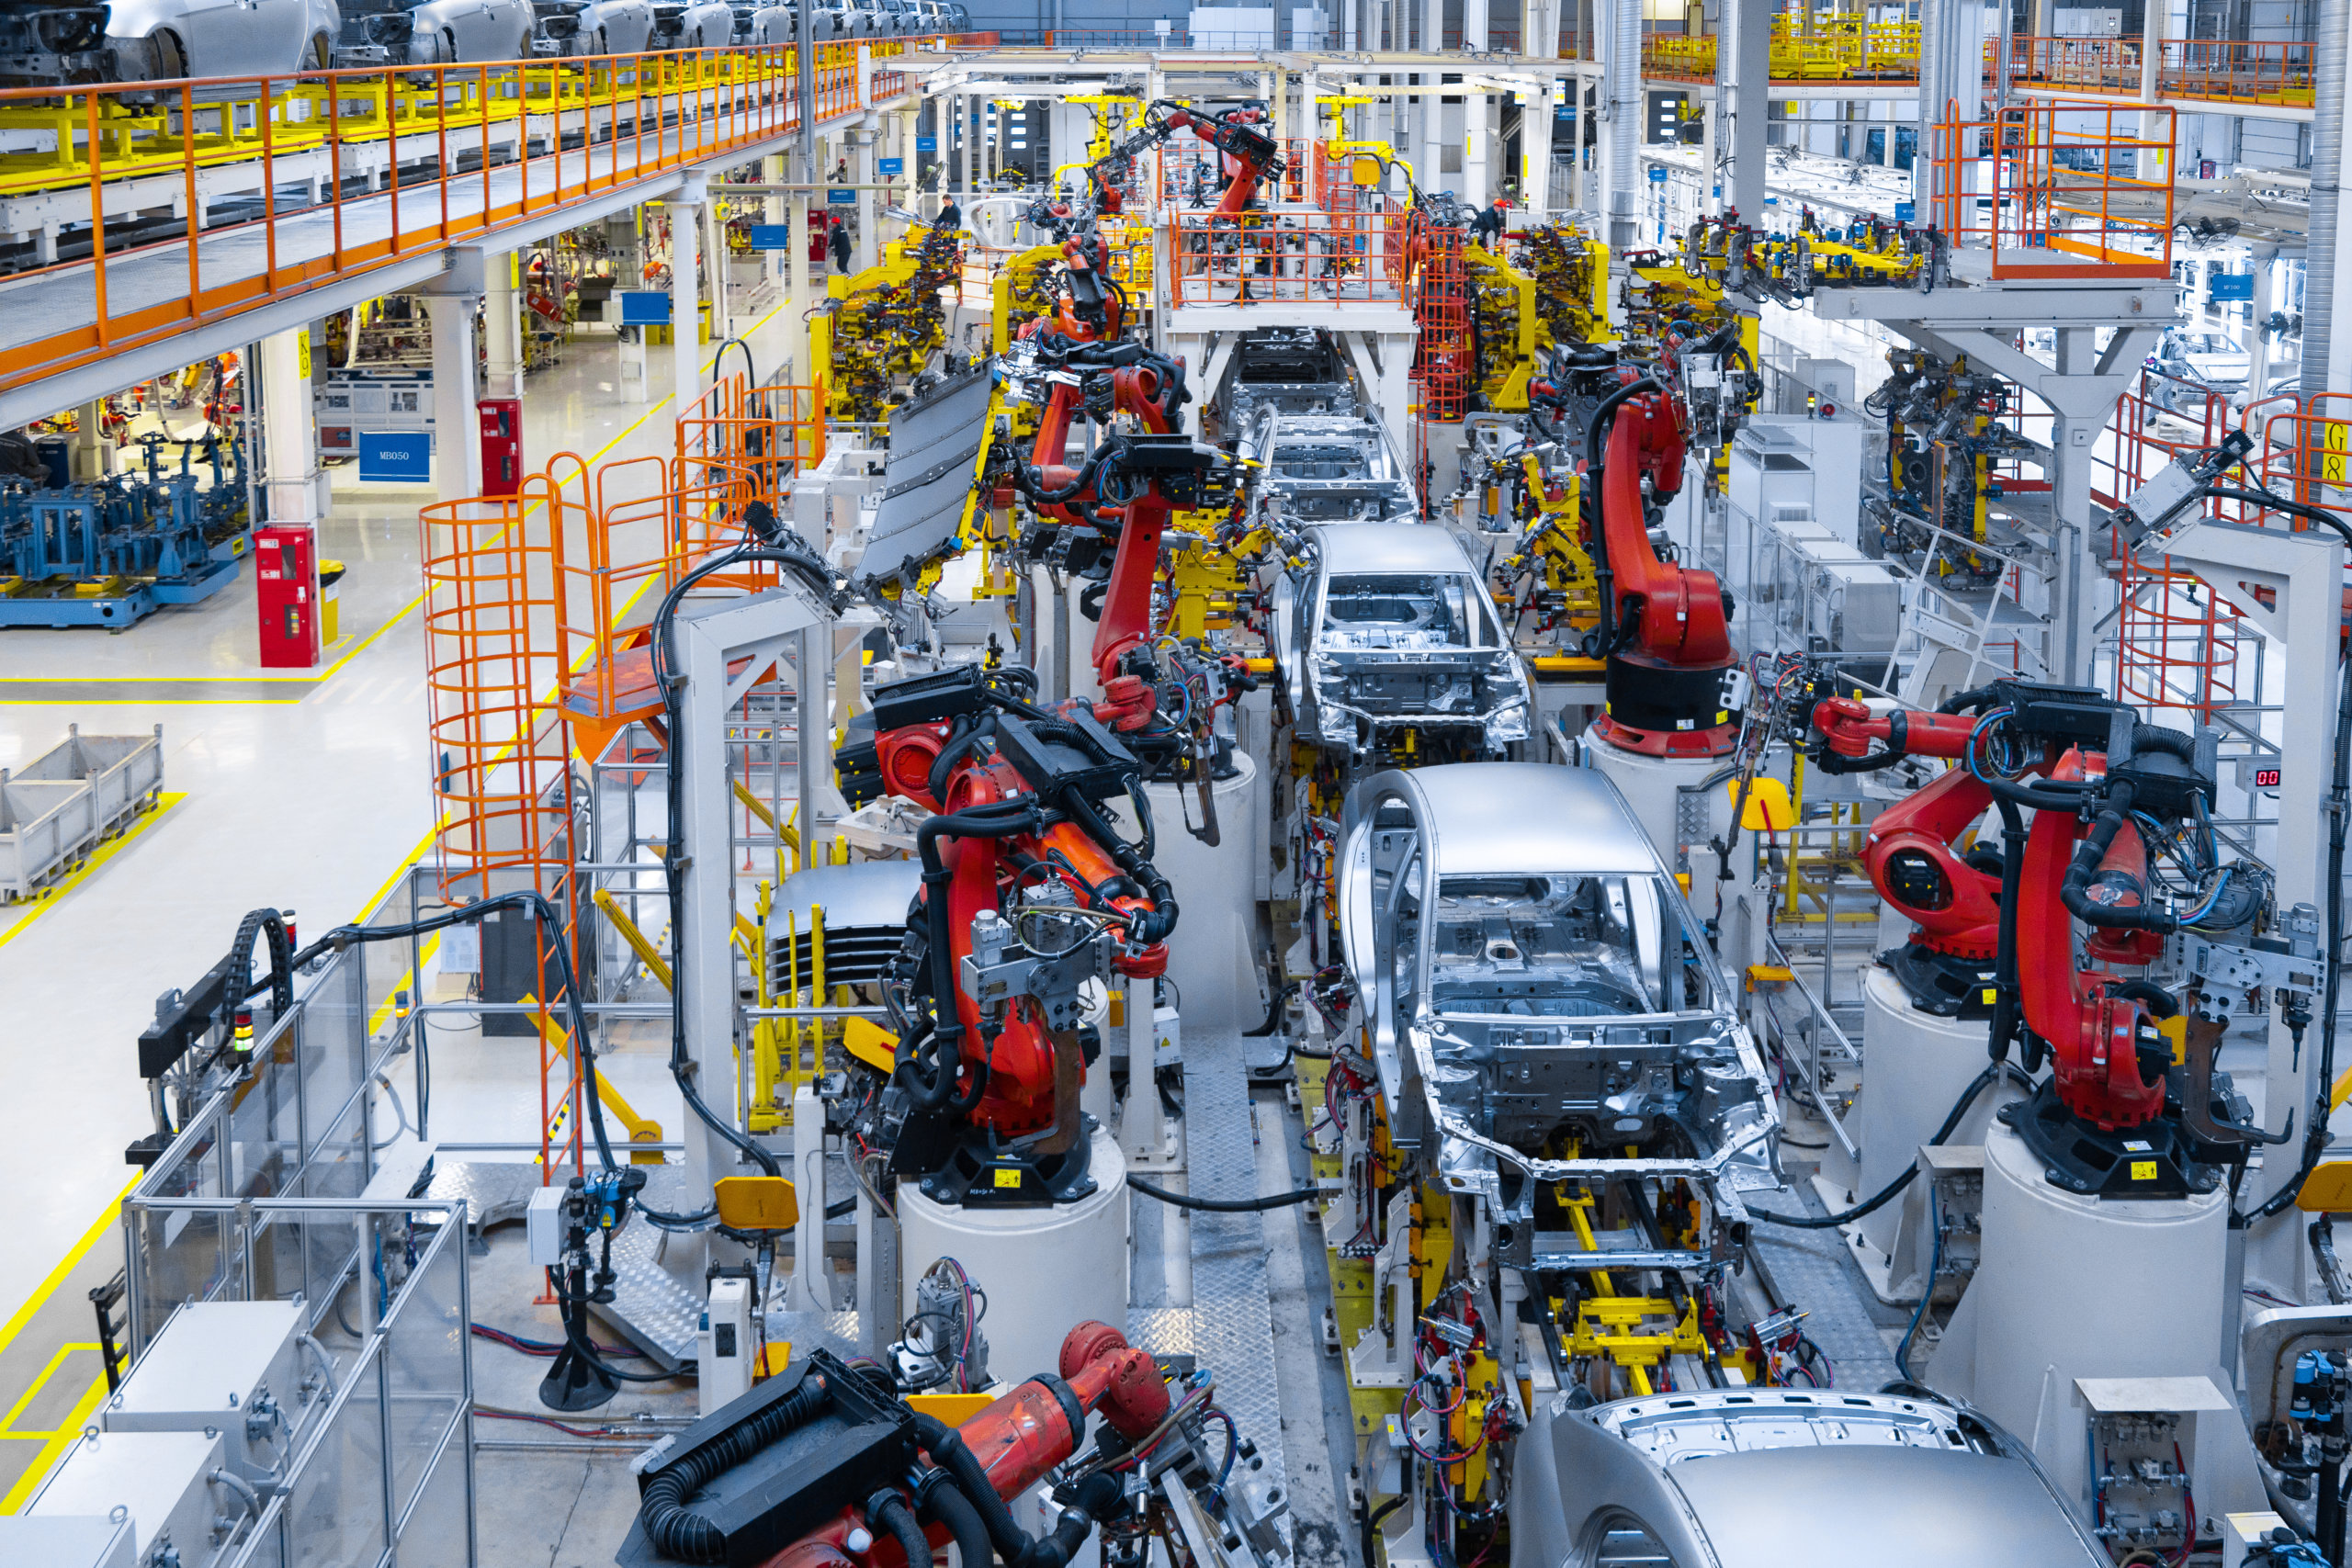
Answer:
[831,220,854,273]
[1473,199,1508,248]
[935,197,963,231]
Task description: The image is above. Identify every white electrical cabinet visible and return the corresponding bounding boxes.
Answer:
[0,1516,135,1568]
[1726,414,1867,548]
[101,1301,320,1484]
[30,1429,235,1568]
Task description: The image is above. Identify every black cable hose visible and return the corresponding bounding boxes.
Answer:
[649,540,842,1186]
[1748,1063,2032,1228]
[914,1483,990,1568]
[910,1412,1115,1568]
[1363,1495,1407,1568]
[553,1269,690,1384]
[1129,1176,1320,1213]
[910,801,1046,1111]
[638,1373,832,1562]
[873,1493,937,1568]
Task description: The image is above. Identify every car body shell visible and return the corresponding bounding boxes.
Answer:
[336,0,534,64]
[0,4,114,87]
[1335,762,1781,1259]
[105,0,342,81]
[1273,522,1531,752]
[1510,1387,2108,1568]
[650,0,735,45]
[532,0,654,54]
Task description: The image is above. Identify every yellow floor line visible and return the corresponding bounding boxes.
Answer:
[0,367,750,1507]
[0,795,186,953]
[0,1375,108,1512]
[0,1345,99,1434]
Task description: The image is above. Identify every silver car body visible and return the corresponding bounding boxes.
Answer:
[338,0,533,63]
[651,0,734,44]
[106,0,340,81]
[733,2,829,41]
[1275,523,1532,752]
[534,0,654,54]
[1512,1388,2107,1568]
[1239,409,1418,524]
[1337,763,1780,1260]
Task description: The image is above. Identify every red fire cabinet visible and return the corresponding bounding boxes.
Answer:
[255,525,322,669]
[480,398,522,497]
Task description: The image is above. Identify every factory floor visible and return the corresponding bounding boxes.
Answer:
[0,299,803,1508]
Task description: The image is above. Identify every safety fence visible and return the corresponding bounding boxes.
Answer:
[117,919,473,1564]
[1164,202,1412,307]
[1155,134,1311,209]
[0,39,942,389]
[1925,101,2173,280]
[1640,20,1921,83]
[1995,34,2316,104]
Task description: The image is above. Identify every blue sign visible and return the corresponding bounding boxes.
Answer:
[1646,166,1667,182]
[878,156,904,175]
[916,135,938,152]
[358,431,432,484]
[1894,200,1917,222]
[745,224,792,249]
[827,187,857,205]
[617,290,673,325]
[2211,273,2255,302]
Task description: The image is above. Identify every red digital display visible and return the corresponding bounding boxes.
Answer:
[2256,767,2282,789]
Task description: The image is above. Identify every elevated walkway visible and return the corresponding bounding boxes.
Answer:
[0,39,961,422]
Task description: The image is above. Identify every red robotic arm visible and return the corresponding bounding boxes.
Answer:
[1811,696,2003,975]
[1092,101,1284,220]
[761,1325,1168,1568]
[1588,384,1742,757]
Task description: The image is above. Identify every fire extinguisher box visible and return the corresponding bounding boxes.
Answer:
[479,398,523,497]
[254,525,322,670]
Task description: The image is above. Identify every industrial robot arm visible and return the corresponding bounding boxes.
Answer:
[1089,100,1284,221]
[1802,674,2290,1189]
[834,663,1180,1200]
[1584,375,1745,755]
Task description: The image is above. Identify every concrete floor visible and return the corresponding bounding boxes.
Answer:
[0,305,801,1331]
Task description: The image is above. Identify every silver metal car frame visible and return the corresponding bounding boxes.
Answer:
[1511,1387,2108,1568]
[1338,763,1781,1258]
[1274,523,1533,756]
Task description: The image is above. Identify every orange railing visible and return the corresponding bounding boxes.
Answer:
[2002,35,2142,95]
[1928,102,2172,280]
[2160,38,2316,104]
[2102,368,2249,718]
[0,41,925,391]
[1164,201,1410,309]
[1997,34,2317,105]
[1155,136,1311,208]
[420,477,586,1175]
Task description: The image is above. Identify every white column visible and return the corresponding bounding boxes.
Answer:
[1423,0,1441,50]
[765,152,791,289]
[670,182,704,412]
[260,325,325,526]
[483,252,524,400]
[1420,83,1442,194]
[855,114,879,270]
[2250,250,2276,401]
[425,294,481,504]
[1465,95,1491,202]
[704,197,730,343]
[788,153,813,384]
[1523,80,1556,211]
[1464,0,1487,50]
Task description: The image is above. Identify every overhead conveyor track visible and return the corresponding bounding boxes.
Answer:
[0,37,976,414]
